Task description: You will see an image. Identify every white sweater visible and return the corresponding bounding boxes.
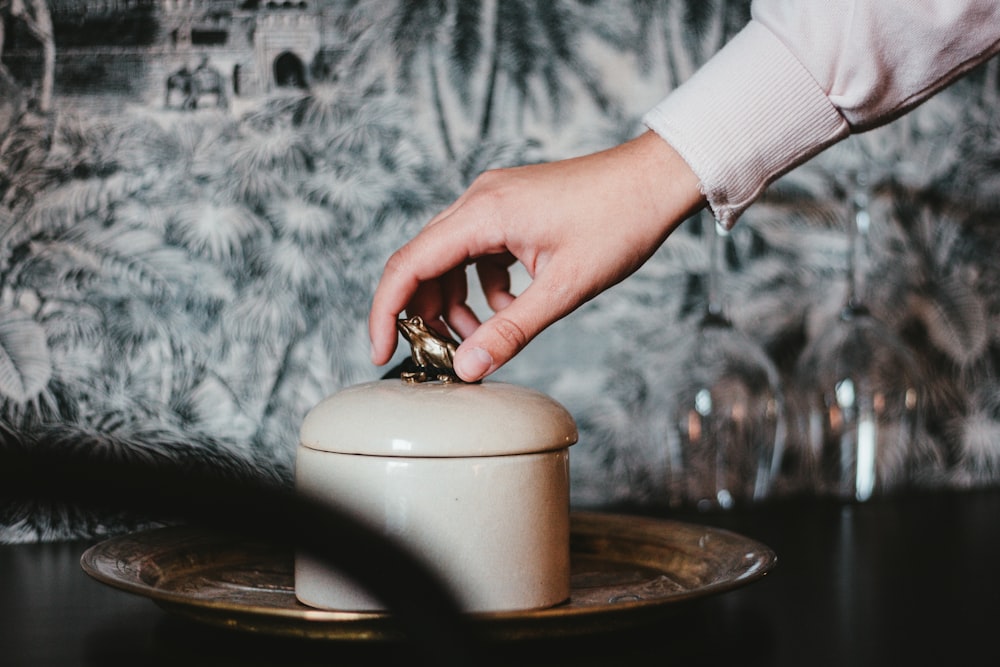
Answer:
[643,0,1000,227]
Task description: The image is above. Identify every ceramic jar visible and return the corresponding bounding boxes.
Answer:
[293,379,578,612]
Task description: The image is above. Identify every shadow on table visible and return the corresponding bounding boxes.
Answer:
[1,446,477,666]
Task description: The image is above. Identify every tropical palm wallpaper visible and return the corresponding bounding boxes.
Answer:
[2,0,999,541]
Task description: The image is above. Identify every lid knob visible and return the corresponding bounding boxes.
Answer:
[395,315,465,384]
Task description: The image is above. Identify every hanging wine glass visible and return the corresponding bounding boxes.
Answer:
[793,168,922,501]
[672,211,786,510]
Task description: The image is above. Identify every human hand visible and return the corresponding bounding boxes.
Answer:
[369,130,705,382]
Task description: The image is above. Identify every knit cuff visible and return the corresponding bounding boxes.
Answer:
[643,20,849,228]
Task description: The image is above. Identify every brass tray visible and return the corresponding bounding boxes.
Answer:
[80,511,775,641]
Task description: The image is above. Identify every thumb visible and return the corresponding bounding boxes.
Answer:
[452,281,572,382]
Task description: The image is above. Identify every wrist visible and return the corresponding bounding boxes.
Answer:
[622,130,706,241]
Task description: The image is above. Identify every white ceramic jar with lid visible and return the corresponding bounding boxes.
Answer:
[294,377,578,613]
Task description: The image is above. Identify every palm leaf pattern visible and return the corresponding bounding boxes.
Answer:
[0,311,50,405]
[1,0,999,540]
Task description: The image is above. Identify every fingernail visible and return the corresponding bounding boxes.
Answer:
[455,347,493,381]
[370,340,378,364]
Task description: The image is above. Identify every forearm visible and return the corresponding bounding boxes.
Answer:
[644,0,1000,228]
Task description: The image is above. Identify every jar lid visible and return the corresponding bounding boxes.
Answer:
[299,380,578,457]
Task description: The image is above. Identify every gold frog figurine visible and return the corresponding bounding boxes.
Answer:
[396,315,461,384]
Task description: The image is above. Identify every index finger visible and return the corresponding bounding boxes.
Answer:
[368,218,482,365]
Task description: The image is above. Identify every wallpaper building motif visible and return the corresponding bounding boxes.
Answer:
[1,0,999,541]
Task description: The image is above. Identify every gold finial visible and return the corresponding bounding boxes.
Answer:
[396,316,460,383]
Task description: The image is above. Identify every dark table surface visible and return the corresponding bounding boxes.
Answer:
[3,487,999,667]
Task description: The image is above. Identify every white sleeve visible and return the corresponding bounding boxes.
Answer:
[643,0,1000,228]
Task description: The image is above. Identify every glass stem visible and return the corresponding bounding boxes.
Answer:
[844,171,871,318]
[703,211,730,327]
